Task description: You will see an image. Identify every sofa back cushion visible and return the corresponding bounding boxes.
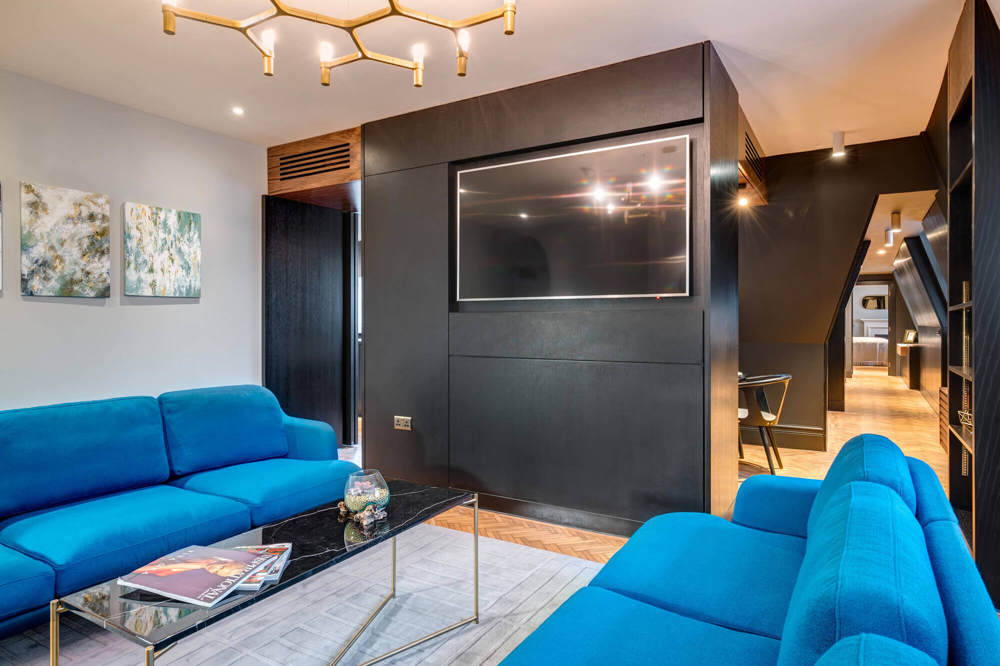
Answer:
[0,397,169,518]
[806,433,915,535]
[159,385,288,476]
[778,482,947,666]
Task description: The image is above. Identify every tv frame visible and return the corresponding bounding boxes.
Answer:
[455,133,691,302]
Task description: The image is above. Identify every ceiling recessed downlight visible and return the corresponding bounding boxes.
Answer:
[877,249,887,255]
[231,106,245,116]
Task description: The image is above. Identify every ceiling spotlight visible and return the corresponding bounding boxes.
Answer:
[738,196,749,207]
[877,249,887,255]
[884,228,895,247]
[606,203,616,214]
[231,106,245,116]
[832,130,846,158]
[519,212,528,219]
[891,210,901,233]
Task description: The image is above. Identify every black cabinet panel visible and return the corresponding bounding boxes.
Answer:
[449,356,704,521]
[364,46,704,176]
[363,165,450,486]
[449,309,703,364]
[263,196,346,440]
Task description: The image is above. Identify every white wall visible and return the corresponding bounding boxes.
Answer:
[851,284,889,337]
[0,69,266,409]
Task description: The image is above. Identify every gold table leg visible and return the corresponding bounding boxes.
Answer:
[49,600,62,666]
[145,645,155,665]
[332,493,481,666]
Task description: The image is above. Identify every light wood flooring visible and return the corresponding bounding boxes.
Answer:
[430,366,944,563]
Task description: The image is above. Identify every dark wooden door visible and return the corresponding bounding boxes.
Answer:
[263,195,348,444]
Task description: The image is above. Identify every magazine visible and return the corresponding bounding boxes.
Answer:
[233,544,293,591]
[117,546,276,608]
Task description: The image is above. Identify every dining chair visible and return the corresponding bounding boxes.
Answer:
[737,373,792,475]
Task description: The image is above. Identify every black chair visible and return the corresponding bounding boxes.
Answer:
[737,374,792,475]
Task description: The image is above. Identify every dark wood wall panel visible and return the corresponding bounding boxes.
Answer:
[263,196,347,440]
[449,309,703,364]
[364,46,704,176]
[363,165,451,486]
[449,356,705,524]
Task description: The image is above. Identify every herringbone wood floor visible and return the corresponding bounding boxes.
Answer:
[427,507,627,563]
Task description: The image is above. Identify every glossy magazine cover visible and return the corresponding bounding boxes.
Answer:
[234,544,292,591]
[117,546,276,607]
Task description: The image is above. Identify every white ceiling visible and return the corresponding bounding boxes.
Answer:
[0,1,963,151]
[861,190,937,275]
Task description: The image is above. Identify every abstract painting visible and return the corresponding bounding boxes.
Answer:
[20,182,111,297]
[124,202,201,297]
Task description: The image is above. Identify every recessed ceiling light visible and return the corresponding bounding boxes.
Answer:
[738,196,749,207]
[519,212,528,219]
[832,130,846,158]
[877,249,887,255]
[231,106,245,116]
[606,203,616,214]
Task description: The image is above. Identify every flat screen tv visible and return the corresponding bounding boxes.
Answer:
[456,134,689,301]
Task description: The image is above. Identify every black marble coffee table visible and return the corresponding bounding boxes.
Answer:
[49,480,478,665]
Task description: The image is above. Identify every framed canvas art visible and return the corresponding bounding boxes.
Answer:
[20,182,111,297]
[123,202,201,297]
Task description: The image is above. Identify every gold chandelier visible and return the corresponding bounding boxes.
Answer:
[161,0,516,88]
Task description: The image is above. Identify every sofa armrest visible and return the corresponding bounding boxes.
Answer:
[283,415,339,460]
[815,634,937,665]
[731,475,821,538]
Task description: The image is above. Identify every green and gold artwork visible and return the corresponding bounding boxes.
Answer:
[124,202,201,297]
[20,182,111,297]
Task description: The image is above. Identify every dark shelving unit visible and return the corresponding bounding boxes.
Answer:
[946,0,1000,606]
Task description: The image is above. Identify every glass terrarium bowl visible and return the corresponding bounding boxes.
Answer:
[344,469,390,513]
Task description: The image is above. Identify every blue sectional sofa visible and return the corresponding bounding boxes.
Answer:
[0,385,359,637]
[504,434,1000,665]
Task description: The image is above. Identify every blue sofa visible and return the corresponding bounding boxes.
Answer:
[0,385,359,637]
[504,434,1000,665]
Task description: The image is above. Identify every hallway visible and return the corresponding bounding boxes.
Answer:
[741,366,947,491]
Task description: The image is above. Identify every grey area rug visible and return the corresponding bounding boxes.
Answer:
[0,525,601,665]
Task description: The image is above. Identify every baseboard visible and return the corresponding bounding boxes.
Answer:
[740,424,826,451]
[469,492,642,538]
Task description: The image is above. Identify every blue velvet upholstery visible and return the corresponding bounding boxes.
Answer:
[778,482,947,665]
[815,634,938,665]
[284,414,339,460]
[159,385,289,476]
[501,587,781,666]
[732,475,821,538]
[907,457,957,526]
[0,397,168,519]
[591,512,805,639]
[922,519,1000,666]
[806,434,916,535]
[0,486,250,595]
[0,546,54,621]
[171,458,359,526]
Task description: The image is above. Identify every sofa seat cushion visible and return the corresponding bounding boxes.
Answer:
[159,385,289,476]
[171,458,360,526]
[0,486,250,596]
[590,512,806,639]
[778,482,947,666]
[0,396,169,519]
[501,587,781,665]
[0,545,55,621]
[807,433,915,535]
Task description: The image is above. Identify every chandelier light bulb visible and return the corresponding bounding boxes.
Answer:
[412,43,426,87]
[261,29,276,52]
[457,30,471,53]
[319,41,334,62]
[412,43,426,63]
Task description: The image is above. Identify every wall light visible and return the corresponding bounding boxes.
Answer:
[832,130,846,158]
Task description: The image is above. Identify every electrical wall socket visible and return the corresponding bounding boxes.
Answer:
[393,415,412,431]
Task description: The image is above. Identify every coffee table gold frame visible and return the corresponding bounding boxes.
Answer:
[48,493,479,665]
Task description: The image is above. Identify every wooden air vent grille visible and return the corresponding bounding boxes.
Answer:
[267,126,361,198]
[737,107,767,206]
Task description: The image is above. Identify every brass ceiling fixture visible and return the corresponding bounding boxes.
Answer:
[161,0,516,88]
